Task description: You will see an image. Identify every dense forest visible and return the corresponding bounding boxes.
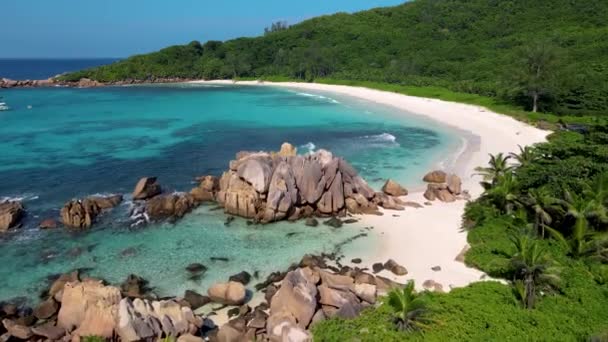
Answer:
[61,0,608,116]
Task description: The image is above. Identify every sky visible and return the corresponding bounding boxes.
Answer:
[1,0,404,58]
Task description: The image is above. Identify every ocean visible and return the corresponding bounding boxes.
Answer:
[0,82,461,302]
[0,58,119,80]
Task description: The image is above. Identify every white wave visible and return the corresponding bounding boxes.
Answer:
[300,142,316,153]
[363,133,397,143]
[1,194,39,202]
[295,92,340,104]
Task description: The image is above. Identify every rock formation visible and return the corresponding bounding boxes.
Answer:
[145,193,196,220]
[216,144,401,223]
[0,200,24,232]
[381,179,408,197]
[60,195,123,229]
[190,175,219,203]
[422,170,465,202]
[132,177,162,200]
[213,253,402,341]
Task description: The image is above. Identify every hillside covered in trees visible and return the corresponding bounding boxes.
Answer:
[62,0,608,116]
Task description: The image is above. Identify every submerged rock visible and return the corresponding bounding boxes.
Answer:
[39,218,58,229]
[323,217,343,228]
[229,271,252,285]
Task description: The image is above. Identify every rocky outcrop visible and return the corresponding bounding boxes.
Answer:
[57,279,122,339]
[116,298,202,342]
[0,78,55,88]
[190,175,219,203]
[132,177,162,200]
[0,200,24,232]
[46,277,202,341]
[382,179,408,197]
[2,319,33,339]
[145,193,196,221]
[423,170,447,183]
[423,171,465,203]
[76,78,102,88]
[60,195,123,229]
[207,281,246,305]
[216,145,400,223]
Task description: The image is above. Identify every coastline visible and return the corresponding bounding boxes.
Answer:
[191,79,551,291]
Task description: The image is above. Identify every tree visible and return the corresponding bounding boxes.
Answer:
[510,233,560,309]
[485,172,521,213]
[384,281,431,332]
[550,189,608,258]
[475,153,513,189]
[510,145,538,167]
[524,188,562,238]
[264,21,289,35]
[513,42,560,113]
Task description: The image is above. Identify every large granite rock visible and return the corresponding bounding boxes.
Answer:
[0,201,24,232]
[216,144,393,223]
[207,281,246,305]
[60,195,122,229]
[116,298,200,341]
[145,193,196,220]
[57,280,122,340]
[382,179,408,197]
[132,177,162,200]
[2,319,33,340]
[423,170,447,183]
[268,268,318,332]
[190,175,219,203]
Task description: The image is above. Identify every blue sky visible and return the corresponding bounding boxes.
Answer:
[1,0,404,58]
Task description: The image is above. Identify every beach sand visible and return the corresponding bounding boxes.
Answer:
[191,80,550,292]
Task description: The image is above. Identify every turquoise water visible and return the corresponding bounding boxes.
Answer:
[0,84,460,301]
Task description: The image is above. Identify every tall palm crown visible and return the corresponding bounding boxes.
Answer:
[475,153,514,188]
[510,233,560,309]
[384,281,431,332]
[525,188,562,238]
[485,172,521,213]
[510,145,538,167]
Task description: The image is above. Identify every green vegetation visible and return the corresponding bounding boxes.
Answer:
[81,336,105,342]
[61,0,607,117]
[313,127,608,340]
[384,281,431,332]
[61,0,608,339]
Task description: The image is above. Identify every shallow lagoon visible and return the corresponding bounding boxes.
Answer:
[0,84,460,301]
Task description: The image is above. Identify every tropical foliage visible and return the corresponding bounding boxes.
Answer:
[314,126,608,340]
[384,281,431,332]
[60,0,608,117]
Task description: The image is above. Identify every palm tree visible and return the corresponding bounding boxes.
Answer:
[524,188,562,238]
[485,172,521,213]
[475,153,514,189]
[550,190,608,257]
[509,145,538,167]
[384,281,431,332]
[509,233,560,309]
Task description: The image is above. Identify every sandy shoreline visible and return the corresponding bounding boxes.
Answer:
[191,80,550,291]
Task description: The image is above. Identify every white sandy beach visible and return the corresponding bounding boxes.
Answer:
[191,80,550,292]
